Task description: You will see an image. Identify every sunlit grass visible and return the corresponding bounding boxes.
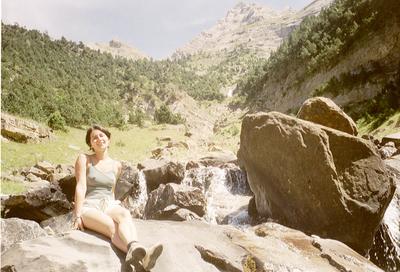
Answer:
[1,180,27,194]
[1,123,187,174]
[357,111,400,139]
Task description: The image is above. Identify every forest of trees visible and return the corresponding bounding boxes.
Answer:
[237,0,400,121]
[1,23,225,128]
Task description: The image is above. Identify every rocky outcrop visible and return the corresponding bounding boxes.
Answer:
[237,111,395,253]
[1,183,72,222]
[1,113,53,143]
[144,183,206,219]
[297,96,358,135]
[138,159,185,192]
[86,40,148,61]
[174,1,333,58]
[1,220,382,272]
[1,218,48,252]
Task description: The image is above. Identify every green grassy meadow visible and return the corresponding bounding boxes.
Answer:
[1,124,187,174]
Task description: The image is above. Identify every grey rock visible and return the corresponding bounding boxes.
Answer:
[138,159,185,192]
[1,218,47,252]
[144,183,206,219]
[0,220,382,272]
[381,132,400,148]
[1,182,72,222]
[379,142,398,159]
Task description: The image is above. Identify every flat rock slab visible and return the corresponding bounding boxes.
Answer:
[382,132,400,148]
[1,220,382,272]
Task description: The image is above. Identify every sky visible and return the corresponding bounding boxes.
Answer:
[2,0,314,59]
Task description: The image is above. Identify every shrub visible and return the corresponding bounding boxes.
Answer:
[47,111,67,131]
[154,104,185,125]
[129,109,145,127]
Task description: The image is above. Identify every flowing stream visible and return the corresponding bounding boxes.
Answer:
[182,166,252,226]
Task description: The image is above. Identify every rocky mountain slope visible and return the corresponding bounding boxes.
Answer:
[87,39,148,60]
[237,0,400,127]
[173,0,334,58]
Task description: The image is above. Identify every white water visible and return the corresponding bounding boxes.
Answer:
[126,171,148,216]
[182,166,251,227]
[136,171,148,207]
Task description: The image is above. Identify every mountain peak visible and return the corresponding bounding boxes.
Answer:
[173,1,333,58]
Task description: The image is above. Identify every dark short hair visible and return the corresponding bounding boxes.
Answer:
[85,125,111,149]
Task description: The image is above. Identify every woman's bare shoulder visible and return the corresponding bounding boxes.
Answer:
[114,159,122,169]
[76,153,91,164]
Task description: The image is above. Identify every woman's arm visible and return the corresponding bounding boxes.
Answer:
[112,160,122,197]
[73,154,88,230]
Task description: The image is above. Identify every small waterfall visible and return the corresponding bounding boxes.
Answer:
[183,165,252,227]
[125,170,148,217]
[136,171,148,207]
[369,180,400,271]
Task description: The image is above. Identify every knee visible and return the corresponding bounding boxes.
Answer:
[106,221,116,238]
[114,208,132,223]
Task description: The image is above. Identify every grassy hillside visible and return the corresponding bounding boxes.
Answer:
[1,24,225,128]
[236,0,400,130]
[1,123,187,173]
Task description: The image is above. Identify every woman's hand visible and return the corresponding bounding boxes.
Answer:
[73,216,84,230]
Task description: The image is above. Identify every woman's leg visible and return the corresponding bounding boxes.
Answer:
[105,205,138,250]
[81,209,126,252]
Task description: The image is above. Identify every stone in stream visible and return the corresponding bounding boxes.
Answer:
[144,183,206,219]
[237,111,395,254]
[138,159,185,192]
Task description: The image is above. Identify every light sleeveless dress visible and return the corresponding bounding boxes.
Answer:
[82,161,121,213]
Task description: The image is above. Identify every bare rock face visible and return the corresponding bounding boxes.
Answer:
[174,1,333,58]
[144,183,206,219]
[237,111,395,253]
[1,113,53,143]
[0,220,382,272]
[297,97,358,135]
[86,39,148,61]
[1,218,48,252]
[138,159,185,192]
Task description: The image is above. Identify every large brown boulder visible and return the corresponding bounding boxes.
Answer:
[237,111,395,253]
[1,113,52,143]
[297,97,358,135]
[138,159,185,192]
[144,183,206,219]
[1,220,383,272]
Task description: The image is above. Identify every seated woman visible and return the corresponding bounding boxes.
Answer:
[73,125,163,271]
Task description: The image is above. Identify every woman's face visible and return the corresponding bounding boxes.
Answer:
[90,129,110,152]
